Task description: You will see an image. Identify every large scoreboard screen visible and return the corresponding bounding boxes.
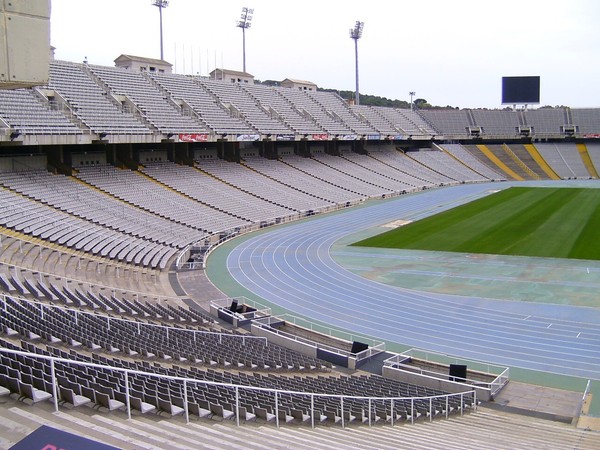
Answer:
[502,76,540,104]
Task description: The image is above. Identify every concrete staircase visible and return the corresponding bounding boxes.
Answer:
[1,396,599,450]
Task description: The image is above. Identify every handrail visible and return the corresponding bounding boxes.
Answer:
[270,314,384,348]
[0,347,477,427]
[579,379,592,417]
[0,293,265,345]
[384,349,509,396]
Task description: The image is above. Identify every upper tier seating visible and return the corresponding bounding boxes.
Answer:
[523,108,566,136]
[418,110,471,137]
[148,73,255,135]
[200,78,292,135]
[350,105,399,134]
[88,65,207,134]
[471,110,521,137]
[48,61,152,135]
[306,91,376,135]
[0,89,82,135]
[242,84,324,135]
[277,88,352,135]
[571,109,600,135]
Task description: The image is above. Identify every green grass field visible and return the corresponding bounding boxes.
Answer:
[352,187,600,260]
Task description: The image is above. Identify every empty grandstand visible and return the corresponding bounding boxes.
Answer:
[1,53,600,449]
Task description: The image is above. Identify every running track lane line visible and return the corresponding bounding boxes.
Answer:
[225,182,600,380]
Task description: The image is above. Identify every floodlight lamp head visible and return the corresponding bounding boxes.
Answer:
[152,0,169,8]
[237,6,253,28]
[350,21,364,40]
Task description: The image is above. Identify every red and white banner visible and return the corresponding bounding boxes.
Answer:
[179,133,209,142]
[312,134,328,141]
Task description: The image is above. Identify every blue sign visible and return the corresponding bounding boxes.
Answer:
[10,425,120,450]
[275,135,295,141]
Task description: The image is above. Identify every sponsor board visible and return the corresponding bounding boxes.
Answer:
[179,133,209,142]
[275,135,295,141]
[237,134,260,141]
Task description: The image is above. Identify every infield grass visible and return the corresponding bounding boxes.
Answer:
[352,187,600,260]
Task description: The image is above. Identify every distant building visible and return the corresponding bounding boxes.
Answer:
[114,54,172,74]
[281,78,317,91]
[210,68,254,84]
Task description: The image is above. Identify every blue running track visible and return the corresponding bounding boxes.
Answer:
[225,182,600,380]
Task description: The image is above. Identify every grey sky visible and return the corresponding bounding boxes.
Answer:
[50,0,600,108]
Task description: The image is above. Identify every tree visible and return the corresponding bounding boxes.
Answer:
[414,98,431,109]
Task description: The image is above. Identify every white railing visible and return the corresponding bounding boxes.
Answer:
[579,379,592,417]
[0,347,477,428]
[0,294,265,347]
[210,297,272,322]
[271,314,384,350]
[252,314,385,361]
[385,349,509,397]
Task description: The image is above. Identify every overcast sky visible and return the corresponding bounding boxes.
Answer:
[50,0,600,109]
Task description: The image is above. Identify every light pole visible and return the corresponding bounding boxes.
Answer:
[237,7,253,73]
[152,0,169,60]
[349,21,364,105]
[409,91,416,111]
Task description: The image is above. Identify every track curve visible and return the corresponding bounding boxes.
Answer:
[225,182,600,379]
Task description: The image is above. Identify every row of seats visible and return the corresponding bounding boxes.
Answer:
[0,185,177,270]
[0,339,475,425]
[1,143,596,273]
[0,266,214,325]
[0,295,326,373]
[2,60,597,139]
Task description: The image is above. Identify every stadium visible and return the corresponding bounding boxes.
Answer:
[1,1,600,448]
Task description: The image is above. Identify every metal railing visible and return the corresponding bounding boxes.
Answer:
[0,347,477,428]
[210,297,272,322]
[0,294,265,347]
[579,379,592,417]
[385,349,509,397]
[252,314,385,361]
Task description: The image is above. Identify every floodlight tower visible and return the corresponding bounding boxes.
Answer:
[409,91,416,111]
[237,7,253,73]
[152,0,169,60]
[349,21,364,105]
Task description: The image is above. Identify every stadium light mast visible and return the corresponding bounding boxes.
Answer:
[237,7,253,73]
[409,91,416,111]
[349,21,364,105]
[152,0,169,60]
